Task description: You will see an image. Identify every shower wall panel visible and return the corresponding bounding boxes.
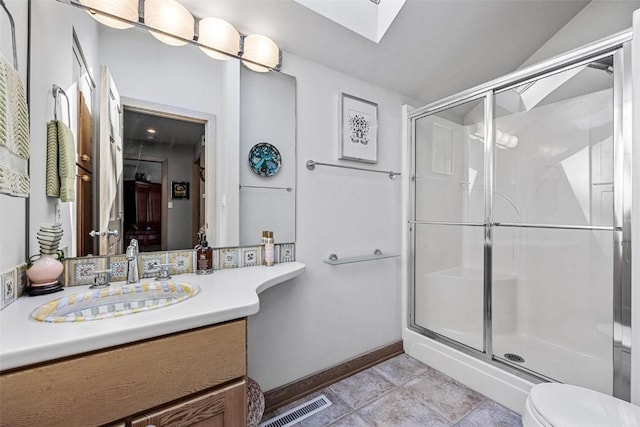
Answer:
[492,66,615,394]
[410,44,627,398]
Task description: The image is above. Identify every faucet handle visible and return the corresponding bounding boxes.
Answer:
[155,263,172,281]
[126,238,139,259]
[89,269,111,289]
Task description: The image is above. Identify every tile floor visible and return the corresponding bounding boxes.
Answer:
[261,353,522,427]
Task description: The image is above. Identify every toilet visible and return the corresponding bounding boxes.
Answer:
[523,383,640,426]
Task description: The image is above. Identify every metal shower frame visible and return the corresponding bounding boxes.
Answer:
[407,29,633,400]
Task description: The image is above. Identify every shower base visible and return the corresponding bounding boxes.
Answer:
[413,327,611,395]
[493,333,612,395]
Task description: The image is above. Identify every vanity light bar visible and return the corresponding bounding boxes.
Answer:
[58,0,282,72]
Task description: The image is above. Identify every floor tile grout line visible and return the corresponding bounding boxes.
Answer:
[264,355,521,427]
[369,366,489,425]
[326,361,448,422]
[325,409,356,427]
[445,396,490,425]
[329,383,395,414]
[325,366,428,425]
[370,365,432,388]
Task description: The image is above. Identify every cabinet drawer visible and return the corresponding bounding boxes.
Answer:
[0,320,246,427]
[130,380,246,427]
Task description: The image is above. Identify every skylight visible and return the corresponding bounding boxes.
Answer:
[294,0,406,43]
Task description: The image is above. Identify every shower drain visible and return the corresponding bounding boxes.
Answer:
[504,353,525,363]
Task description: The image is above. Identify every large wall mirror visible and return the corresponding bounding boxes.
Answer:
[29,0,296,258]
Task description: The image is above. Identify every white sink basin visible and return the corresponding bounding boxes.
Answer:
[30,281,200,323]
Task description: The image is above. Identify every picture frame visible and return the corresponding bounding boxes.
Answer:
[340,93,378,164]
[171,181,189,200]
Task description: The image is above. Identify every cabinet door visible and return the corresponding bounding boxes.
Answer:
[149,183,162,228]
[136,183,151,229]
[130,380,246,427]
[78,91,93,173]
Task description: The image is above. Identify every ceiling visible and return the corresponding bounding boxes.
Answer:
[123,109,205,150]
[179,0,591,104]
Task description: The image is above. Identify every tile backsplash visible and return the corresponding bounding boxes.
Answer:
[1,263,28,310]
[0,243,295,311]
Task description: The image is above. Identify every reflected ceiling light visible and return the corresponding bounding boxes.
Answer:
[144,0,194,46]
[198,17,240,60]
[146,128,156,134]
[79,0,138,29]
[495,129,518,149]
[242,34,280,72]
[470,123,518,149]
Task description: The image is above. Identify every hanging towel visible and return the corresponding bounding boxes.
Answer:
[46,120,59,197]
[57,120,75,202]
[0,52,30,198]
[46,119,76,202]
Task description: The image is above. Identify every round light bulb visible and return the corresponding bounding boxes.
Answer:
[144,0,194,46]
[242,34,280,72]
[80,0,138,29]
[198,17,240,60]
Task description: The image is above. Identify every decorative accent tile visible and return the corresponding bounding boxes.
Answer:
[53,244,295,287]
[211,249,220,271]
[139,253,167,278]
[108,255,128,282]
[66,257,107,286]
[241,247,260,267]
[2,269,16,308]
[220,248,240,269]
[15,264,27,297]
[169,250,194,275]
[278,243,295,263]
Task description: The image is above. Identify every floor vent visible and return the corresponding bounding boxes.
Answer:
[504,353,525,363]
[260,395,332,427]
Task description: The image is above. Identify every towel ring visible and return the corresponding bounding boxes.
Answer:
[0,0,18,70]
[52,84,71,125]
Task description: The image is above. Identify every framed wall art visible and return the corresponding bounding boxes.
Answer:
[340,93,378,164]
[171,181,190,200]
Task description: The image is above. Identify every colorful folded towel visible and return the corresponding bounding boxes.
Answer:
[0,52,30,198]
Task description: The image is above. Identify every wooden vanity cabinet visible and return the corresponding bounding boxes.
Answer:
[129,380,246,427]
[0,319,247,427]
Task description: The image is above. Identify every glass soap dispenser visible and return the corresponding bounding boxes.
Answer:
[196,233,213,275]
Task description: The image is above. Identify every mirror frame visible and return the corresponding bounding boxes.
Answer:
[118,96,216,254]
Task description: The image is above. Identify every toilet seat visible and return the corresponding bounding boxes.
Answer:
[525,383,640,427]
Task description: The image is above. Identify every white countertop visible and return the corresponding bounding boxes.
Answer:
[0,262,305,371]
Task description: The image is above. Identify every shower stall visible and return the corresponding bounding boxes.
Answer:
[406,30,632,404]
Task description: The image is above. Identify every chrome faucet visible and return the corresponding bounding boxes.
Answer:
[126,239,139,284]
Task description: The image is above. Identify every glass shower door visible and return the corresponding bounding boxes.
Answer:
[491,57,616,394]
[412,98,486,351]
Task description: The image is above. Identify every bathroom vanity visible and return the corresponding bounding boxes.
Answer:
[0,262,305,426]
[2,320,246,426]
